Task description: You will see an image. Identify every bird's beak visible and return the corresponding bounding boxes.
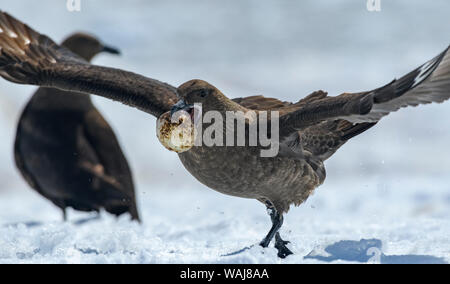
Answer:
[171,100,194,117]
[101,44,121,55]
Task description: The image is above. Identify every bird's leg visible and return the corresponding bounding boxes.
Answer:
[259,202,293,258]
[259,205,282,248]
[62,208,67,222]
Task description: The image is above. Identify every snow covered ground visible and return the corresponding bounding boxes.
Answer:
[1,177,450,264]
[0,0,449,263]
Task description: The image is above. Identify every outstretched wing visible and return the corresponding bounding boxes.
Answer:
[232,91,374,160]
[235,47,450,159]
[345,46,450,123]
[278,45,450,144]
[0,11,178,118]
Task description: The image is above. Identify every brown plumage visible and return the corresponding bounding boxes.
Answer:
[13,32,140,222]
[0,12,449,257]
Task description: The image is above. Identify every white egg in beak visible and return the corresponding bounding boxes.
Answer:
[156,111,194,153]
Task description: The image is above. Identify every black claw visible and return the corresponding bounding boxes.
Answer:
[275,232,293,258]
[275,244,293,259]
[275,232,290,245]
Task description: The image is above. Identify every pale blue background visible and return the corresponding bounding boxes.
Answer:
[0,0,449,263]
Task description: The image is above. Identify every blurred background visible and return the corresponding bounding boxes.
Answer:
[0,0,449,263]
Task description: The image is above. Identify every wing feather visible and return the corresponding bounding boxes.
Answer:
[0,11,177,117]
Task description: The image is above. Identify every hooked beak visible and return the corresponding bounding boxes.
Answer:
[101,44,121,55]
[171,100,194,117]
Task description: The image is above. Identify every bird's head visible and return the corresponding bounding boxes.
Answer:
[155,80,222,153]
[62,33,120,62]
[156,80,245,153]
[175,79,230,113]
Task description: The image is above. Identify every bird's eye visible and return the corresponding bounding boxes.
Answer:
[187,89,210,99]
[199,89,208,98]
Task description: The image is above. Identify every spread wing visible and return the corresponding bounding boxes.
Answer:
[233,92,376,160]
[233,45,449,160]
[344,45,450,123]
[0,11,178,118]
[277,45,450,148]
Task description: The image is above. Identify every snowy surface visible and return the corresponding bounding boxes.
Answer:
[0,0,450,263]
[1,178,450,264]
